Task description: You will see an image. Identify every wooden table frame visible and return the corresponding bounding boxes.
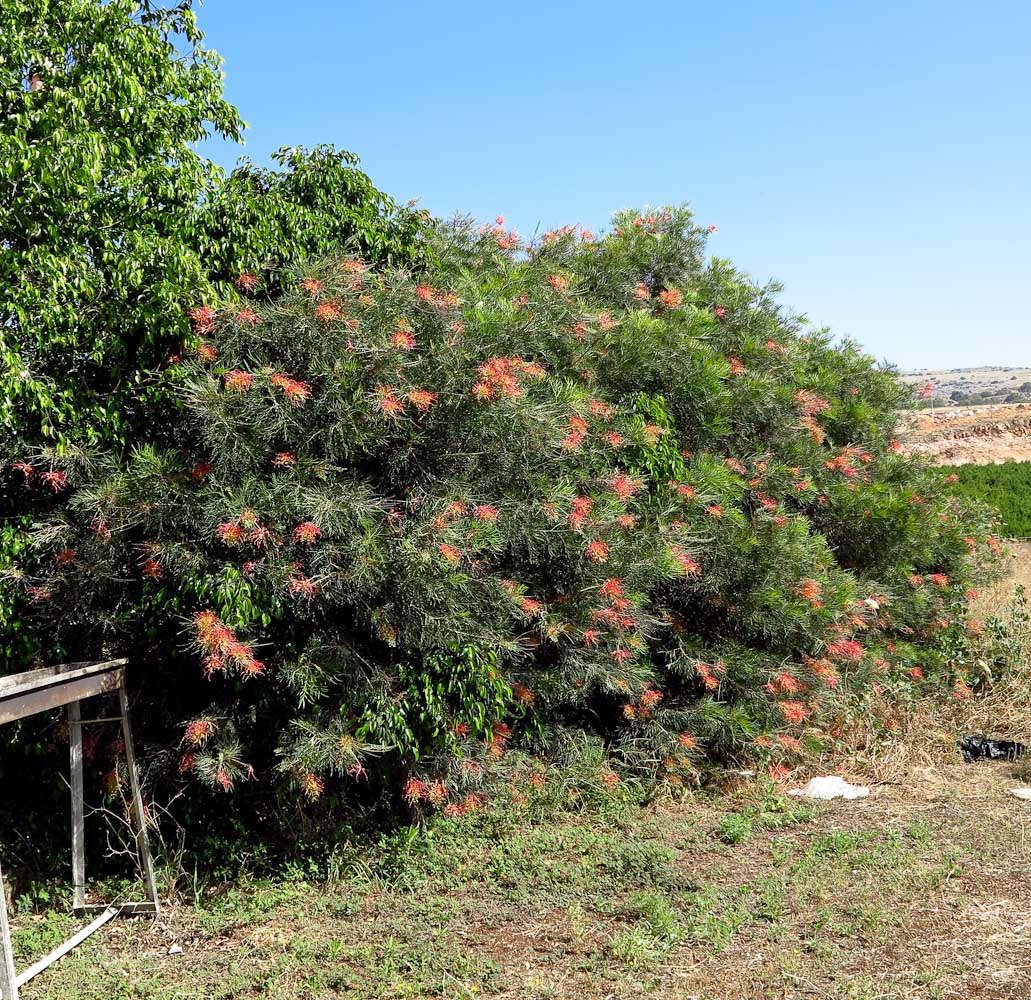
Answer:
[0,659,160,999]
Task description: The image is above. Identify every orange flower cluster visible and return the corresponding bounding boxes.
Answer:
[193,610,264,678]
[471,356,546,401]
[270,373,311,405]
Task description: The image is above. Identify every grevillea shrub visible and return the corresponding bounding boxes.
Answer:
[10,207,1003,829]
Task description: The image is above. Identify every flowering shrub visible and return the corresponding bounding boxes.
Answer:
[10,207,1002,822]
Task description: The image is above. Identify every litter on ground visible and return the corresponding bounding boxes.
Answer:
[960,735,1027,763]
[788,776,870,800]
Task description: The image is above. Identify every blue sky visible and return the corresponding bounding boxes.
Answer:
[195,0,1030,371]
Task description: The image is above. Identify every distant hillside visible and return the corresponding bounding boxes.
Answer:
[898,402,1031,466]
[899,366,1031,407]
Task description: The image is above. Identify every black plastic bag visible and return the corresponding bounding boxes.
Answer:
[960,735,1027,763]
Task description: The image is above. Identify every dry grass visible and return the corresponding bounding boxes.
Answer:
[810,542,1031,787]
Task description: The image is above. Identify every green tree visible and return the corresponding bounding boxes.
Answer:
[0,0,243,455]
[1,1,427,662]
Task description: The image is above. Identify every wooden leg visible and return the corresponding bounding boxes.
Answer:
[118,685,160,913]
[68,701,85,912]
[0,861,18,1000]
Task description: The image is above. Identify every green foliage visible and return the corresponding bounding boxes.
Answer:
[949,462,1031,537]
[0,0,427,668]
[8,206,1003,838]
[0,0,242,454]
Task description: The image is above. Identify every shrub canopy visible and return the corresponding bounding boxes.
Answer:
[11,208,1002,822]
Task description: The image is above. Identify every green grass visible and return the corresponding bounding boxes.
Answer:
[8,767,1026,1000]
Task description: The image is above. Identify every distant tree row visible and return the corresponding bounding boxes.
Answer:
[950,463,1031,536]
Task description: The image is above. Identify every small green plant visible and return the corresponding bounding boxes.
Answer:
[717,812,753,844]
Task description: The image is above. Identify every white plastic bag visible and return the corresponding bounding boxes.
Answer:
[788,776,869,800]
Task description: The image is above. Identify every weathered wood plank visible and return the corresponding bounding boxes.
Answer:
[119,686,161,913]
[0,859,17,1000]
[68,701,85,911]
[0,659,127,698]
[13,906,118,988]
[0,668,123,726]
[74,901,158,916]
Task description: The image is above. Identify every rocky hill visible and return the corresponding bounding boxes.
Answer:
[899,366,1031,407]
[898,402,1031,466]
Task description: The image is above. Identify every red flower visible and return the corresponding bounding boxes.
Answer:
[634,282,650,301]
[272,452,296,467]
[671,547,701,577]
[235,273,259,293]
[196,344,218,363]
[288,576,316,600]
[403,777,428,805]
[140,558,164,580]
[224,370,254,392]
[473,504,500,522]
[705,504,723,518]
[39,470,68,492]
[301,278,324,298]
[562,430,585,451]
[547,274,569,291]
[599,578,625,601]
[658,288,683,308]
[438,543,462,566]
[55,548,77,566]
[293,522,321,544]
[189,306,217,334]
[778,701,811,725]
[513,683,535,706]
[391,329,416,350]
[316,301,341,323]
[827,639,864,663]
[236,308,260,327]
[582,629,601,647]
[216,522,246,545]
[184,719,213,746]
[407,389,437,413]
[585,540,610,563]
[603,431,625,449]
[519,596,543,616]
[297,771,324,801]
[270,374,311,405]
[714,306,727,319]
[798,579,822,604]
[376,385,405,419]
[727,357,745,375]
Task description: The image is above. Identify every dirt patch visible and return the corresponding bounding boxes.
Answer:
[898,403,1031,465]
